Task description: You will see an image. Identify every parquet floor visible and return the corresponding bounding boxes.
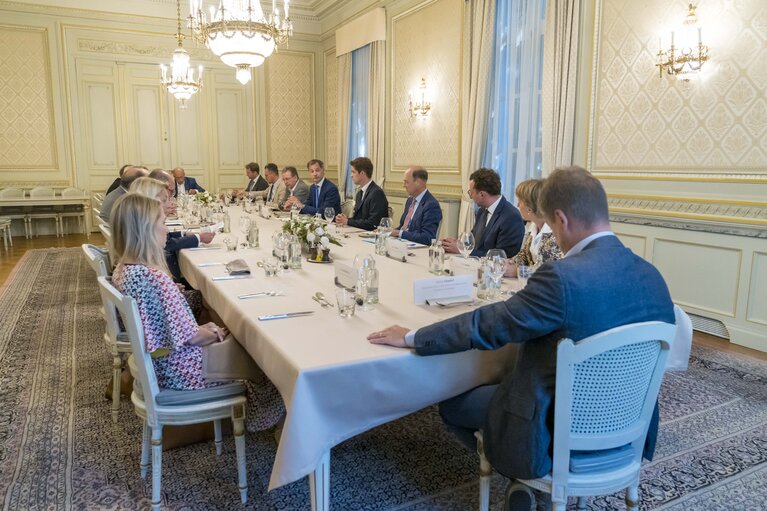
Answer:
[1,232,764,363]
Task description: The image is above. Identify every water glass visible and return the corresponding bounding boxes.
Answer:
[289,240,303,269]
[518,264,535,288]
[223,236,238,251]
[262,256,278,277]
[324,207,335,222]
[476,260,493,300]
[336,288,356,318]
[247,224,260,248]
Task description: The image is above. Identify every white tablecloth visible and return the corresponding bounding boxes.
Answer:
[179,209,514,489]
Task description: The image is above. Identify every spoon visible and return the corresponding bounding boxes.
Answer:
[314,291,334,307]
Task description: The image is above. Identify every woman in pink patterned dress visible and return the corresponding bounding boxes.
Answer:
[110,192,283,431]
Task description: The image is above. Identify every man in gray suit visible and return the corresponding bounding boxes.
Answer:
[368,167,675,510]
[281,166,309,209]
[100,165,148,222]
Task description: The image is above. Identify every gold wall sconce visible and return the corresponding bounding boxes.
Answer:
[656,3,710,81]
[409,77,431,118]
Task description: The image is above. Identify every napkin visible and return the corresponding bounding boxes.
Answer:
[225,259,251,275]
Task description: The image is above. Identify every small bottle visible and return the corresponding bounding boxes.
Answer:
[290,203,299,220]
[429,239,445,274]
[365,266,379,304]
[247,223,259,248]
[289,238,303,269]
[222,210,231,233]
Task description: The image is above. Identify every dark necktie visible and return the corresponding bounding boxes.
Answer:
[472,208,488,243]
[354,188,363,215]
[314,185,320,207]
[267,183,273,202]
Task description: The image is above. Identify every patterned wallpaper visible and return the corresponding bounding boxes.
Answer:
[592,0,767,172]
[324,49,338,167]
[392,0,462,170]
[266,51,315,168]
[0,26,56,168]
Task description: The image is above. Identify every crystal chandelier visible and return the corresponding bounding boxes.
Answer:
[656,3,709,81]
[161,0,202,108]
[188,0,293,85]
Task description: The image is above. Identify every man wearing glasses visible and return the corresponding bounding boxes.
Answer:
[442,168,525,257]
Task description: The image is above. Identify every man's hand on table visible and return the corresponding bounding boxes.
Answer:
[335,213,349,225]
[367,325,410,348]
[199,231,215,244]
[441,238,460,254]
[283,196,303,210]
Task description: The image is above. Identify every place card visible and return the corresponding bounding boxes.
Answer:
[334,262,357,290]
[386,238,409,261]
[413,274,473,305]
[450,256,481,283]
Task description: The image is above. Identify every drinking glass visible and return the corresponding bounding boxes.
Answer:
[485,249,507,298]
[458,231,475,259]
[336,288,356,318]
[518,264,536,288]
[262,256,278,277]
[324,207,335,222]
[239,216,252,249]
[223,236,238,252]
[378,217,392,234]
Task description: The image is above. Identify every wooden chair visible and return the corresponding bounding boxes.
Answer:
[28,186,61,237]
[59,187,88,237]
[0,187,29,239]
[97,276,249,510]
[477,321,676,511]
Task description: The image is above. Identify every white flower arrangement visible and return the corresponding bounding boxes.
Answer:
[282,216,342,247]
[194,191,216,206]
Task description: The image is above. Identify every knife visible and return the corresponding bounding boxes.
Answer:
[212,274,251,281]
[198,262,224,267]
[258,311,315,321]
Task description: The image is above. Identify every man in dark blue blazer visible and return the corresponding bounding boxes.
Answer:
[368,167,675,510]
[172,167,205,197]
[442,168,524,258]
[391,166,443,246]
[284,159,341,216]
[335,157,389,231]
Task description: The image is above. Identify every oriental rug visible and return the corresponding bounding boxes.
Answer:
[1,248,766,510]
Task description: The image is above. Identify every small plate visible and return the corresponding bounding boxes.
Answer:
[306,256,333,264]
[358,232,376,239]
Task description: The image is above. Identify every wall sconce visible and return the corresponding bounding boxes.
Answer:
[656,3,709,81]
[408,77,431,118]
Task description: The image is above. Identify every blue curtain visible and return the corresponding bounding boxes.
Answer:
[345,45,371,198]
[482,0,546,201]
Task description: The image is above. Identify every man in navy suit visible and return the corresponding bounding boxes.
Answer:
[335,157,389,231]
[243,162,268,193]
[391,166,443,245]
[443,168,524,258]
[172,167,205,197]
[284,159,341,216]
[368,167,675,511]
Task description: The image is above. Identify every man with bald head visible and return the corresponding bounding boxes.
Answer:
[100,165,148,222]
[172,167,205,197]
[391,166,443,245]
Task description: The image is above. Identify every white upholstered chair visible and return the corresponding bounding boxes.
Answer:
[477,321,676,511]
[341,199,355,218]
[0,217,11,249]
[82,244,127,422]
[98,223,112,245]
[28,186,61,237]
[0,187,29,239]
[96,276,249,511]
[58,187,88,236]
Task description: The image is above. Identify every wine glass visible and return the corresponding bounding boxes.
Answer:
[324,207,335,223]
[458,231,475,259]
[485,249,507,298]
[378,217,392,234]
[239,216,252,249]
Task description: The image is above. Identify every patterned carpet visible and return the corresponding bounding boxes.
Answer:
[1,248,766,510]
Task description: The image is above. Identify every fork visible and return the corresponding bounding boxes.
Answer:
[238,291,283,299]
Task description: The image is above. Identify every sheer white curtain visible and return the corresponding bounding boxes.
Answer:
[459,0,496,232]
[368,41,386,185]
[482,0,546,199]
[541,0,580,173]
[336,53,352,197]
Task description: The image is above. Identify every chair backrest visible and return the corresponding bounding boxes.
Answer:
[387,206,394,220]
[98,223,112,244]
[97,276,161,420]
[82,243,110,277]
[341,199,355,218]
[551,321,676,479]
[666,305,692,372]
[62,187,85,198]
[29,186,55,198]
[0,187,25,199]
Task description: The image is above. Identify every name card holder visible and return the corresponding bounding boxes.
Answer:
[386,238,408,262]
[413,274,473,305]
[334,262,357,290]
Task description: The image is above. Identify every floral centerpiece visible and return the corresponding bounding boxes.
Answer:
[194,191,216,206]
[282,216,342,261]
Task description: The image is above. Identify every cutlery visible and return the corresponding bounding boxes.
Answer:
[314,291,334,307]
[239,291,283,299]
[188,246,221,251]
[212,275,252,281]
[258,311,315,321]
[197,262,224,267]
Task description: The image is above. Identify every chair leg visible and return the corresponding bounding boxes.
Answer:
[140,421,151,479]
[151,425,164,511]
[233,404,248,504]
[475,431,491,511]
[625,482,639,511]
[576,496,587,510]
[214,419,223,456]
[112,353,121,423]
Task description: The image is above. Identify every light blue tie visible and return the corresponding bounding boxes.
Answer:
[315,186,320,207]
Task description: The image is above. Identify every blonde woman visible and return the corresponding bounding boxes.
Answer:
[110,193,284,431]
[505,179,563,277]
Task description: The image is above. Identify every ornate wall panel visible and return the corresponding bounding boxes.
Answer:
[0,25,56,168]
[265,51,315,168]
[391,0,461,170]
[324,48,338,168]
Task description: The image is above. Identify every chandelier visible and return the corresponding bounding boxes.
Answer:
[160,0,202,108]
[656,3,709,81]
[188,0,293,85]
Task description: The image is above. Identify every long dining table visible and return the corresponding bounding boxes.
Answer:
[178,207,516,510]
